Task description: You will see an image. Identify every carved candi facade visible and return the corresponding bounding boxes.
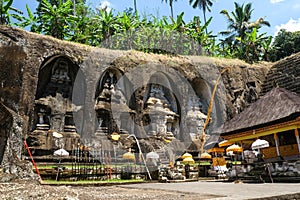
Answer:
[27,57,85,153]
[26,56,213,162]
[0,27,273,174]
[90,68,211,160]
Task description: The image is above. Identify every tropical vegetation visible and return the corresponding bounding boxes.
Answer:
[269,29,300,61]
[2,0,300,63]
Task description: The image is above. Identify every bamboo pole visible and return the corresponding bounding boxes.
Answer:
[199,68,230,155]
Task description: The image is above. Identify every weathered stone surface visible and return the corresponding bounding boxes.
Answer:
[0,25,273,178]
[0,103,37,180]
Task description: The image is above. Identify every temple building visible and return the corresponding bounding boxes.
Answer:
[217,88,300,161]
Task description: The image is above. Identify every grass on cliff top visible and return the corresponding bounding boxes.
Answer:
[41,178,145,185]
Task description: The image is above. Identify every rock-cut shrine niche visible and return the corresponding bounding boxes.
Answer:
[29,56,85,153]
[94,68,135,138]
[189,78,220,138]
[142,73,179,142]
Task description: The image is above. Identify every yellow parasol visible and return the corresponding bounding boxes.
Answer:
[218,140,233,147]
[200,152,212,159]
[111,132,120,141]
[207,147,224,153]
[182,157,195,164]
[181,152,193,159]
[122,152,135,161]
[226,144,243,153]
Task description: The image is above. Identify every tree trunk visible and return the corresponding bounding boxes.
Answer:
[134,0,137,13]
[170,3,174,19]
[203,10,208,34]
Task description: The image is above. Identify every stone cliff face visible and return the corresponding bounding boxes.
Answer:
[0,26,272,177]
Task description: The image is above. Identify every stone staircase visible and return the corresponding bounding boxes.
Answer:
[156,148,170,166]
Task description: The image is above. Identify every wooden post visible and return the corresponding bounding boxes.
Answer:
[240,141,245,161]
[294,129,300,155]
[274,133,280,157]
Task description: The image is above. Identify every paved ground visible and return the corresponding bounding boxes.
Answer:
[121,180,300,200]
[1,179,300,200]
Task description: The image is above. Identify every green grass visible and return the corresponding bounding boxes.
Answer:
[41,178,145,185]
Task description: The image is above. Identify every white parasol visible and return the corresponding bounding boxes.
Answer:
[53,132,63,138]
[146,151,159,159]
[251,139,269,153]
[54,148,69,156]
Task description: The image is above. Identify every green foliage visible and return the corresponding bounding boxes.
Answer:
[0,0,22,25]
[269,29,300,61]
[219,2,271,63]
[13,4,39,32]
[37,0,73,39]
[93,11,213,56]
[12,0,278,61]
[189,0,214,34]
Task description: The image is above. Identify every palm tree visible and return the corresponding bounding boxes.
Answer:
[189,0,213,33]
[133,0,137,13]
[162,0,177,19]
[219,2,270,41]
[219,2,271,62]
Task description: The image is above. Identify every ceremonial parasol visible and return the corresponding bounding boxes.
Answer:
[146,151,159,159]
[218,140,233,147]
[251,139,269,153]
[226,144,243,153]
[122,151,135,162]
[200,152,212,159]
[182,157,195,164]
[181,152,193,159]
[54,148,69,156]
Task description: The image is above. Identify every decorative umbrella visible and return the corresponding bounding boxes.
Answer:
[54,148,69,156]
[226,144,243,180]
[122,151,135,161]
[208,147,224,153]
[251,139,269,153]
[182,157,195,164]
[226,144,243,153]
[52,132,63,138]
[146,151,159,159]
[218,140,233,147]
[111,132,120,141]
[181,152,193,159]
[200,152,212,159]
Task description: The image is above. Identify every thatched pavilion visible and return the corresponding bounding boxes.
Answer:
[217,88,300,161]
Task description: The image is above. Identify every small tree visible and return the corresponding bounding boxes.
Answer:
[269,29,300,61]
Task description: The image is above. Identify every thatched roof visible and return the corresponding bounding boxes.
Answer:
[216,88,300,135]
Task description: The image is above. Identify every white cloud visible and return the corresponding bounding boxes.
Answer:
[270,0,285,3]
[274,18,300,36]
[99,0,112,12]
[292,3,300,10]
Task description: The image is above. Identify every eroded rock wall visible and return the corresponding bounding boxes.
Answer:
[0,26,272,178]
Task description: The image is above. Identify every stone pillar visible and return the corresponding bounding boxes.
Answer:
[274,133,280,157]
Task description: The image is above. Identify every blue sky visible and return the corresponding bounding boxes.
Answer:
[12,0,300,38]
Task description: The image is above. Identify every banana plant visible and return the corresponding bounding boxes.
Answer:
[38,0,73,39]
[184,16,214,55]
[13,4,39,32]
[236,28,272,63]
